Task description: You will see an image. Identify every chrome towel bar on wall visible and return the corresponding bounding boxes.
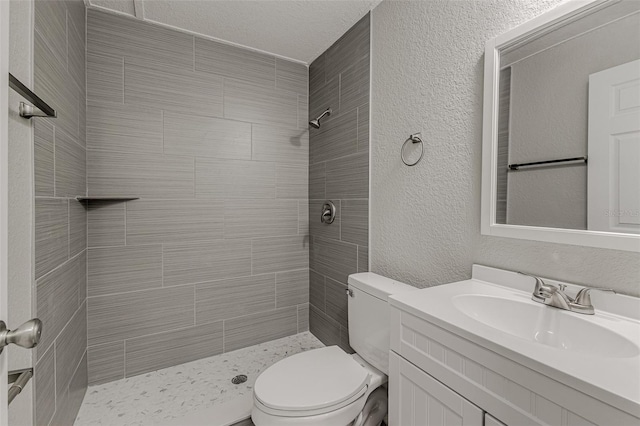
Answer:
[8,73,57,118]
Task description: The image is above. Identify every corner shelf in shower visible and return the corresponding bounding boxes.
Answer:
[75,196,139,202]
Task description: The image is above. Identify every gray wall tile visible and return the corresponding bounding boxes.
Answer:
[224,307,297,352]
[309,199,340,240]
[56,302,87,398]
[88,342,124,385]
[276,269,309,308]
[34,32,79,142]
[309,77,339,124]
[34,346,56,426]
[34,2,87,424]
[34,120,54,196]
[309,53,325,94]
[325,152,368,199]
[87,101,163,153]
[309,162,326,200]
[50,351,87,426]
[34,1,67,67]
[163,240,252,287]
[196,274,275,324]
[195,37,275,87]
[298,200,309,235]
[87,52,123,103]
[87,9,193,71]
[309,108,358,164]
[55,129,86,198]
[357,103,369,153]
[67,352,88,420]
[35,198,69,279]
[297,304,309,332]
[225,199,298,239]
[69,200,87,257]
[325,13,370,78]
[196,158,275,199]
[276,163,307,199]
[276,59,308,94]
[88,285,195,346]
[325,277,348,328]
[164,112,251,159]
[252,124,308,163]
[298,94,309,130]
[126,199,224,245]
[88,245,162,297]
[340,56,369,113]
[68,18,86,94]
[341,199,368,246]
[252,235,309,275]
[309,304,340,347]
[88,201,125,247]
[309,269,325,311]
[88,150,195,198]
[125,322,223,377]
[35,0,67,68]
[125,61,224,117]
[224,79,298,128]
[358,245,369,273]
[310,236,357,285]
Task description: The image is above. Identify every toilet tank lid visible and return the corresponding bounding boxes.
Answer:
[348,273,417,301]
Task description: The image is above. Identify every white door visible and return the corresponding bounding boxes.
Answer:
[588,59,640,234]
[1,1,10,424]
[389,352,483,426]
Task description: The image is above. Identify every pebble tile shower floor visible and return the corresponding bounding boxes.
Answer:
[75,332,324,425]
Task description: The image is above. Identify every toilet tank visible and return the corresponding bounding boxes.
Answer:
[347,273,417,374]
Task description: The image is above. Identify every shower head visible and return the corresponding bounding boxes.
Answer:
[309,108,332,129]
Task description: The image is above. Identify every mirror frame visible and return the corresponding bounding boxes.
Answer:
[481,0,640,252]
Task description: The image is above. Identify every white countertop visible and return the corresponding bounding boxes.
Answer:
[389,265,640,418]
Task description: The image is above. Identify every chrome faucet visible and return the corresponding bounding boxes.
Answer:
[518,272,615,315]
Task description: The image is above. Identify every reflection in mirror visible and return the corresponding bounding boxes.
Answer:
[496,1,640,234]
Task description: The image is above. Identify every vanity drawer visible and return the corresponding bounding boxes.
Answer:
[390,306,638,426]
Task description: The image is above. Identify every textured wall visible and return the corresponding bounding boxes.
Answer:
[31,0,89,425]
[371,0,640,296]
[507,12,640,230]
[308,14,370,351]
[85,9,309,385]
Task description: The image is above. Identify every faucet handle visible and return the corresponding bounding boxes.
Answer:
[574,287,616,306]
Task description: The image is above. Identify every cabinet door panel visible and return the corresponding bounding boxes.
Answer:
[485,413,507,426]
[389,352,483,426]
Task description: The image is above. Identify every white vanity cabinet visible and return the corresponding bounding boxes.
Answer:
[388,302,639,426]
[389,351,483,425]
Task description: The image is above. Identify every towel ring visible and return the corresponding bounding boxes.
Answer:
[401,133,424,166]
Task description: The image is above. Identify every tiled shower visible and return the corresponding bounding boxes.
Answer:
[21,2,370,424]
[84,9,310,385]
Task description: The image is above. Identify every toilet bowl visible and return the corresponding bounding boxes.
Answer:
[251,346,386,426]
[251,273,417,426]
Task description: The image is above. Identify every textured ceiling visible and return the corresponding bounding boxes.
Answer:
[86,0,382,64]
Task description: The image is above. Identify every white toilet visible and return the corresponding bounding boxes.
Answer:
[251,272,417,426]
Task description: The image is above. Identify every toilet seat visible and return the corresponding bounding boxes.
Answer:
[253,346,371,417]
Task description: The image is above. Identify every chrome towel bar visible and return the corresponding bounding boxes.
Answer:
[8,73,57,118]
[508,156,587,171]
[8,368,33,405]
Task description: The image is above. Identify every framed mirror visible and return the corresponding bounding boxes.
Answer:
[482,0,640,252]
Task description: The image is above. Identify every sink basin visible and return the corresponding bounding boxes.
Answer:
[452,294,639,358]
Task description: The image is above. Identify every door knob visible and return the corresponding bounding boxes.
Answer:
[0,319,43,354]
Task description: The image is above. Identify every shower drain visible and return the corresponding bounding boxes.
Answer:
[231,374,248,385]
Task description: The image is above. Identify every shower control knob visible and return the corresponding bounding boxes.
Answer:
[321,201,336,224]
[0,318,43,354]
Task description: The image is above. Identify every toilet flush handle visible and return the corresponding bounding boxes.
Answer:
[346,289,354,297]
